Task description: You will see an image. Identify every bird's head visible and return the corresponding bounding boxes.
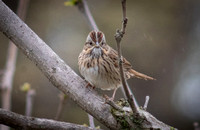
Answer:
[83,30,109,57]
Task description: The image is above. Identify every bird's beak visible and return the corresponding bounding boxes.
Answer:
[96,42,99,46]
[94,42,100,48]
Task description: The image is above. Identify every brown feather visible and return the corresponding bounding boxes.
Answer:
[129,69,155,80]
[78,30,156,93]
[108,46,155,80]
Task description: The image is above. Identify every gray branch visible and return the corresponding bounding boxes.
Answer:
[0,1,177,129]
[0,1,118,129]
[54,93,66,120]
[115,0,139,114]
[88,114,95,129]
[25,89,36,117]
[0,108,94,130]
[0,0,29,130]
[143,96,150,110]
[78,0,99,31]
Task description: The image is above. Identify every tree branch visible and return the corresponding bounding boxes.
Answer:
[143,96,150,110]
[78,0,99,31]
[115,0,139,114]
[113,0,177,129]
[0,1,177,129]
[25,89,35,117]
[0,0,29,130]
[55,93,66,120]
[0,1,119,129]
[88,114,95,129]
[0,108,94,130]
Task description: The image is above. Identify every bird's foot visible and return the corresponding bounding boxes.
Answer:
[86,82,95,89]
[103,94,114,101]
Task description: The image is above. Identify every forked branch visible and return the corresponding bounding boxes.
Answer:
[0,1,118,129]
[114,0,177,129]
[0,0,177,129]
[115,0,139,114]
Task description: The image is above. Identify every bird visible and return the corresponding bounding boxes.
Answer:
[78,30,155,100]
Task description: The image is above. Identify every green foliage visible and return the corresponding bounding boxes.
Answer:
[95,126,101,129]
[82,123,88,127]
[82,123,100,129]
[64,0,81,6]
[20,82,31,92]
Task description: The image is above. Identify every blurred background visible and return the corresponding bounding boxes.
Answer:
[0,0,200,129]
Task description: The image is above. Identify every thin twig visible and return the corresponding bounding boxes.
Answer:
[78,0,99,31]
[55,93,67,120]
[115,0,139,114]
[105,98,123,112]
[121,2,127,33]
[143,96,150,110]
[25,89,35,116]
[88,114,95,129]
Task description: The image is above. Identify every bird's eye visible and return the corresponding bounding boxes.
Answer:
[89,42,93,45]
[101,42,105,46]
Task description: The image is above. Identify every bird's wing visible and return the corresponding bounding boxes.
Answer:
[108,47,155,80]
[108,47,132,70]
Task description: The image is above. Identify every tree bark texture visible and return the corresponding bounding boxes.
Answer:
[0,108,94,130]
[0,1,118,129]
[0,1,176,129]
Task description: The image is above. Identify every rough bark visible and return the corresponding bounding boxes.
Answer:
[0,108,94,130]
[0,0,29,130]
[0,1,176,129]
[0,1,118,129]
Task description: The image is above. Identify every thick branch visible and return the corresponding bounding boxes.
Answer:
[0,108,93,130]
[0,1,119,129]
[1,0,29,109]
[0,1,177,129]
[0,1,29,130]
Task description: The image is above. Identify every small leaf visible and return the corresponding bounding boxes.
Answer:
[64,0,80,6]
[96,126,101,129]
[82,123,88,127]
[20,82,31,92]
[64,1,74,6]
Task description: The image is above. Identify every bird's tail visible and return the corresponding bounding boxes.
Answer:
[129,69,156,80]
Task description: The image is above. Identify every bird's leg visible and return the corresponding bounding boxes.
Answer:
[83,79,95,89]
[104,88,118,101]
[111,88,118,101]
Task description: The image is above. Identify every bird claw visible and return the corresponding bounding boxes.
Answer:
[86,82,95,89]
[103,94,114,101]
